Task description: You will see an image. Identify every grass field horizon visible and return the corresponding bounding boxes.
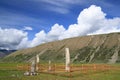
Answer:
[0,63,120,80]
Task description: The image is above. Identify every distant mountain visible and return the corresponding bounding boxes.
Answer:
[3,32,120,63]
[0,49,16,58]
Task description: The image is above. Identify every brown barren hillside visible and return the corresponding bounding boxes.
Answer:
[3,32,120,63]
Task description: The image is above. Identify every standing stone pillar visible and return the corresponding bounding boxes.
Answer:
[65,48,70,72]
[36,55,39,63]
[48,60,52,71]
[31,60,35,73]
[35,55,39,71]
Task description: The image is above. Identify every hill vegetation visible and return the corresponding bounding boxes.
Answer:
[2,32,120,63]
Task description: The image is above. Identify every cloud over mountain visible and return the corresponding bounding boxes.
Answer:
[0,28,28,50]
[0,5,120,50]
[30,24,65,47]
[33,5,120,45]
[59,5,120,39]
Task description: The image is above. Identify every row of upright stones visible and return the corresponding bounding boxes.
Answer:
[24,48,71,76]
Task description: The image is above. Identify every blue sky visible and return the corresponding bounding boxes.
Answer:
[0,0,120,50]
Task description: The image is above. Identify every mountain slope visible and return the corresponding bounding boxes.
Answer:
[3,32,120,63]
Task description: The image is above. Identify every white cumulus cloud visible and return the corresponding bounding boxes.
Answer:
[17,37,30,49]
[59,5,120,39]
[0,27,28,50]
[46,24,65,41]
[30,5,120,47]
[0,5,120,49]
[30,30,46,47]
[30,23,65,47]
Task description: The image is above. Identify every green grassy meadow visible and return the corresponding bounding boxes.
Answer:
[0,63,120,80]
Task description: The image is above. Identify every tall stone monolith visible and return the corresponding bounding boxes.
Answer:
[48,60,51,71]
[35,55,39,71]
[65,48,70,72]
[31,60,35,73]
[36,54,39,63]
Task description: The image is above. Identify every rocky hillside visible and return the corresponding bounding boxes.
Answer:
[3,32,120,63]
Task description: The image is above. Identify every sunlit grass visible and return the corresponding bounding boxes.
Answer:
[0,63,120,80]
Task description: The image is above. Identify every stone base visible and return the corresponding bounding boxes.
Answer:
[24,71,38,76]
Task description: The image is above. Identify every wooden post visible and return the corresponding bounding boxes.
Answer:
[93,64,96,72]
[82,64,84,73]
